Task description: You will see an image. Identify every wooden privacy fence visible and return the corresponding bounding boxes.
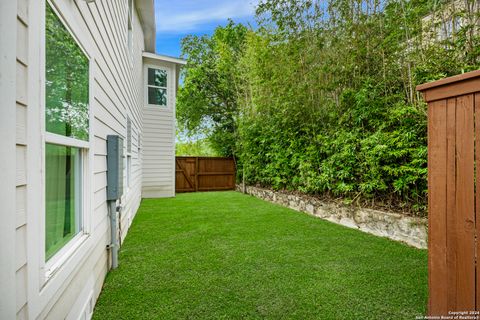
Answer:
[175,157,236,193]
[417,70,480,316]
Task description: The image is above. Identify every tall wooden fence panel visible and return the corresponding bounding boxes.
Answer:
[417,70,480,316]
[175,157,235,193]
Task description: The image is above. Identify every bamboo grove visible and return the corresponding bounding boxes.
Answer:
[177,0,480,215]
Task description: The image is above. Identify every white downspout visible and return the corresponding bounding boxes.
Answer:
[108,200,118,269]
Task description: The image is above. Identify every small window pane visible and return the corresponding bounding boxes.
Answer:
[127,155,132,188]
[127,117,132,153]
[148,68,167,87]
[45,144,82,261]
[46,4,89,141]
[148,87,167,106]
[128,0,133,21]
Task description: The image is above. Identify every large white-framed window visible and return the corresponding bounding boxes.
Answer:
[43,2,92,276]
[145,66,168,107]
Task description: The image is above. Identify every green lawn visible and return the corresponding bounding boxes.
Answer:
[93,191,427,320]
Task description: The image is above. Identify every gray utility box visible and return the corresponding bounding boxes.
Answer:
[106,135,124,200]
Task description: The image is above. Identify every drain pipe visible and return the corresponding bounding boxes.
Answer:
[108,199,118,269]
[117,200,123,247]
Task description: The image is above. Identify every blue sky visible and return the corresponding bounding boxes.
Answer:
[154,0,259,57]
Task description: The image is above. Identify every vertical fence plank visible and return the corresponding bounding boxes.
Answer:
[476,93,480,310]
[195,157,199,192]
[455,94,476,311]
[428,99,448,316]
[446,98,457,312]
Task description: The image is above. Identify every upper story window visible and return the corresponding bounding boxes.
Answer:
[45,3,90,261]
[127,0,133,56]
[147,68,168,106]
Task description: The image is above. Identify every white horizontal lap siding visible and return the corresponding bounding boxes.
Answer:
[0,1,17,318]
[142,60,176,198]
[15,0,29,317]
[21,0,146,319]
[42,223,110,320]
[119,0,144,240]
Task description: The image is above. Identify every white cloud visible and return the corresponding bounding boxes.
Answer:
[155,0,258,34]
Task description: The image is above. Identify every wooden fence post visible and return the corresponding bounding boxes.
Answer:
[195,157,199,192]
[417,70,480,316]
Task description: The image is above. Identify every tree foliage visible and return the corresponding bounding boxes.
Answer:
[176,138,218,157]
[178,0,480,215]
[177,21,248,157]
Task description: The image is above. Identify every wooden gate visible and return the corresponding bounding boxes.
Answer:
[417,70,480,316]
[175,157,236,193]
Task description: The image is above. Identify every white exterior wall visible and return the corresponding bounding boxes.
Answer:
[0,0,19,318]
[142,58,177,198]
[17,0,30,317]
[0,0,161,318]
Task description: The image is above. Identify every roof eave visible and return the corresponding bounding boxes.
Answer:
[136,0,156,53]
[142,52,186,65]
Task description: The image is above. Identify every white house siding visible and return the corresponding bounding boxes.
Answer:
[7,0,147,319]
[16,0,29,318]
[0,0,182,318]
[1,0,20,318]
[142,58,177,198]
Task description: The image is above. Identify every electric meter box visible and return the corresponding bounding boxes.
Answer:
[106,135,124,200]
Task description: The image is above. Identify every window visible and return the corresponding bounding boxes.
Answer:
[45,145,82,260]
[445,19,452,39]
[45,3,89,261]
[127,0,133,56]
[127,117,132,153]
[126,117,132,189]
[127,156,132,188]
[147,68,168,106]
[137,132,141,153]
[453,16,462,33]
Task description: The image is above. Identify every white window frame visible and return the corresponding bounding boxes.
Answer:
[144,65,170,108]
[40,1,94,284]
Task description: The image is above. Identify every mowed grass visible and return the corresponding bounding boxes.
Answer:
[93,191,427,320]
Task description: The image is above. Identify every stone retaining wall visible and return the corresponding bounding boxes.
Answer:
[237,185,427,249]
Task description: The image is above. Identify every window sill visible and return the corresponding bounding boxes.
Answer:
[44,232,90,283]
[145,104,170,109]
